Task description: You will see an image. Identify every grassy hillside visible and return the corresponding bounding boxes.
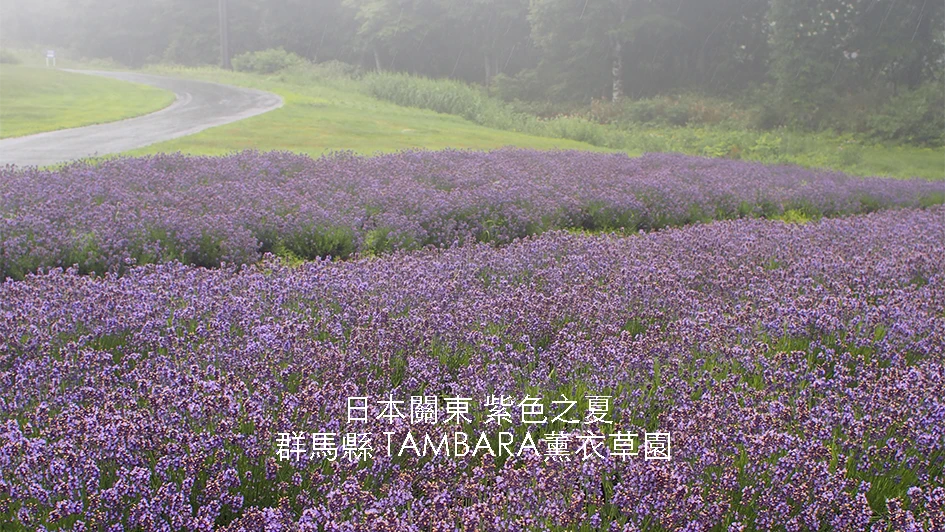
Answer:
[0,65,175,138]
[126,67,605,157]
[2,55,938,180]
[137,64,943,180]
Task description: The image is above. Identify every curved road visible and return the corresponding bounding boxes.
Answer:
[0,70,284,167]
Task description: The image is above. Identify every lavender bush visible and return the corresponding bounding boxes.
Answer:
[1,149,941,279]
[1,207,942,530]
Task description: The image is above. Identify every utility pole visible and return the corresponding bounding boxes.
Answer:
[219,0,231,69]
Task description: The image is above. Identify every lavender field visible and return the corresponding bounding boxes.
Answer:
[1,199,943,529]
[1,150,941,279]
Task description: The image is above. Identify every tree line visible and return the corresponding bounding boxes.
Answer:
[4,0,943,127]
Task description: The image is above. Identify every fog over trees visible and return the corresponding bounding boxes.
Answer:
[3,0,943,127]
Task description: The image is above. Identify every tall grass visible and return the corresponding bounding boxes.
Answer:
[352,69,943,180]
[305,60,811,164]
[360,71,547,136]
[363,72,497,122]
[359,71,643,151]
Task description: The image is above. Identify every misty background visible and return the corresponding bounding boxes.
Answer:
[2,0,943,143]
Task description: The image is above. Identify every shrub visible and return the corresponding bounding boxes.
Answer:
[511,98,582,120]
[624,98,662,124]
[545,116,609,146]
[307,60,362,80]
[492,69,544,102]
[0,50,21,64]
[868,82,945,146]
[276,60,363,91]
[620,94,749,128]
[747,133,784,160]
[749,103,786,130]
[825,88,890,135]
[586,98,624,124]
[232,48,307,75]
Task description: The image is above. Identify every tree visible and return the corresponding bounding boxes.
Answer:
[767,0,852,127]
[528,0,681,102]
[767,0,944,127]
[257,0,357,63]
[443,0,530,84]
[345,0,447,72]
[844,0,945,91]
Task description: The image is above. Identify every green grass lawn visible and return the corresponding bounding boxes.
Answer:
[126,66,604,158]
[617,126,945,180]
[0,65,175,138]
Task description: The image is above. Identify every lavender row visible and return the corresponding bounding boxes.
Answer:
[2,149,942,279]
[2,207,943,530]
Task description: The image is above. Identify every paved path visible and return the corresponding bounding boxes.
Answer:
[0,70,284,167]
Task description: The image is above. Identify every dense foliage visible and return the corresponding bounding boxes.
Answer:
[1,206,942,529]
[4,0,942,141]
[1,150,941,279]
[867,82,945,147]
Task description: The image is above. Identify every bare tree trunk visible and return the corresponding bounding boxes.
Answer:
[373,47,383,72]
[906,9,930,88]
[612,40,623,103]
[484,52,492,85]
[450,45,464,77]
[696,44,707,83]
[218,0,231,70]
[312,22,328,63]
